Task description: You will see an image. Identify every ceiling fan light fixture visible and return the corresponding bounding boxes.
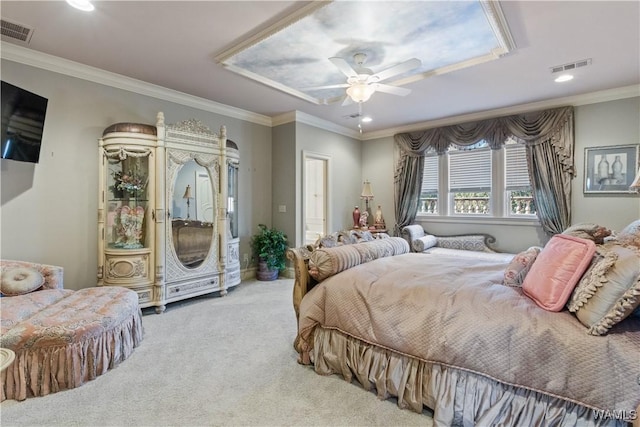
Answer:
[346,83,375,103]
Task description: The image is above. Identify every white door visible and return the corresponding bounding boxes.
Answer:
[303,153,330,245]
[195,171,214,222]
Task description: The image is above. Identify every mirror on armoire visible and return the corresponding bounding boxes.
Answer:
[171,159,215,268]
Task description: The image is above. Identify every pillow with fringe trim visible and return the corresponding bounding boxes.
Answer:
[567,243,640,335]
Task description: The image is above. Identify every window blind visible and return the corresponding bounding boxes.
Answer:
[449,148,491,192]
[505,144,531,190]
[421,155,438,193]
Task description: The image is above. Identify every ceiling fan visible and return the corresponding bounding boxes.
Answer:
[308,53,422,105]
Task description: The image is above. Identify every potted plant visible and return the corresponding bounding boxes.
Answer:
[250,224,288,281]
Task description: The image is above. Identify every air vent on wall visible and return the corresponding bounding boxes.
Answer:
[1,19,34,44]
[550,58,592,74]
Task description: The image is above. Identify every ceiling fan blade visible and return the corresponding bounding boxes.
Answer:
[302,83,350,91]
[370,58,421,82]
[329,57,358,78]
[374,83,411,97]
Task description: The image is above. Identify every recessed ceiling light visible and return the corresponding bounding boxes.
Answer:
[66,0,95,11]
[554,74,574,83]
[361,116,373,123]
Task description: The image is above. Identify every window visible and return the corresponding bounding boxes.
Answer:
[419,154,438,214]
[449,143,491,215]
[418,140,537,219]
[505,142,536,216]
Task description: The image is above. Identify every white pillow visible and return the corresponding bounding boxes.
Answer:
[1,267,45,296]
[412,235,438,252]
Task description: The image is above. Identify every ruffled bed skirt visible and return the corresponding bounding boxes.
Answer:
[311,327,627,427]
[1,307,143,401]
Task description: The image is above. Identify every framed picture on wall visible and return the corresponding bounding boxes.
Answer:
[584,144,639,194]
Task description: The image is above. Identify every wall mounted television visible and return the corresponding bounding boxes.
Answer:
[1,81,49,163]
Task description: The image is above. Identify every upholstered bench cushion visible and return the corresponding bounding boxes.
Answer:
[0,289,73,331]
[1,286,143,401]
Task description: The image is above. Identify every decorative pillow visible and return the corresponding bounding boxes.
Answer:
[1,267,45,296]
[567,243,640,335]
[401,225,426,243]
[412,235,437,252]
[503,246,542,287]
[522,235,596,311]
[562,223,611,244]
[309,237,409,282]
[616,219,640,249]
[436,235,493,252]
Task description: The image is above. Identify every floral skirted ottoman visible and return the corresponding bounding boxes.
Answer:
[1,281,143,401]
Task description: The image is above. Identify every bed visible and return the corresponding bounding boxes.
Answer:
[288,228,640,427]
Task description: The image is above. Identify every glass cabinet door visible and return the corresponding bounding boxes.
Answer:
[228,162,239,239]
[105,155,150,249]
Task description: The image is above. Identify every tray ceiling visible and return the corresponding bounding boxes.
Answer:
[217,1,514,105]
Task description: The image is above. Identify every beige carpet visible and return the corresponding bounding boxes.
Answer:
[1,278,433,427]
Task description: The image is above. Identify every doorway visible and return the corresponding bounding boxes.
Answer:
[303,152,330,245]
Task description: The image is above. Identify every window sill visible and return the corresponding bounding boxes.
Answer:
[415,214,540,227]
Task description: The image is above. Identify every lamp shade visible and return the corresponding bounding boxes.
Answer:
[347,83,375,103]
[361,180,374,199]
[182,185,192,199]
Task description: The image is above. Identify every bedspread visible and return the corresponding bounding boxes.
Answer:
[296,252,640,413]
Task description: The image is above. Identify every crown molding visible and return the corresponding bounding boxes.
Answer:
[272,110,361,139]
[1,42,272,127]
[362,84,640,141]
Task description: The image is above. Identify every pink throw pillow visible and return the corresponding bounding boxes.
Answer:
[522,234,596,311]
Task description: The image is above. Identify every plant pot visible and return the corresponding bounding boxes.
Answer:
[256,260,279,281]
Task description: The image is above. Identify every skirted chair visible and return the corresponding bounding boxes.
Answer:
[0,259,143,401]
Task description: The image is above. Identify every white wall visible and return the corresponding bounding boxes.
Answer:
[1,59,272,290]
[271,122,295,248]
[573,97,640,230]
[294,123,361,247]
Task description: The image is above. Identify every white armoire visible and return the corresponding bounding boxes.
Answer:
[98,112,240,313]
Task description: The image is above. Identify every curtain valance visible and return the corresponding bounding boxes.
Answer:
[395,106,573,158]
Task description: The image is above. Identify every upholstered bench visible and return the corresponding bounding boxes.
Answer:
[1,260,143,401]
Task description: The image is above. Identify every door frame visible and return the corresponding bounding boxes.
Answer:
[302,151,331,245]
